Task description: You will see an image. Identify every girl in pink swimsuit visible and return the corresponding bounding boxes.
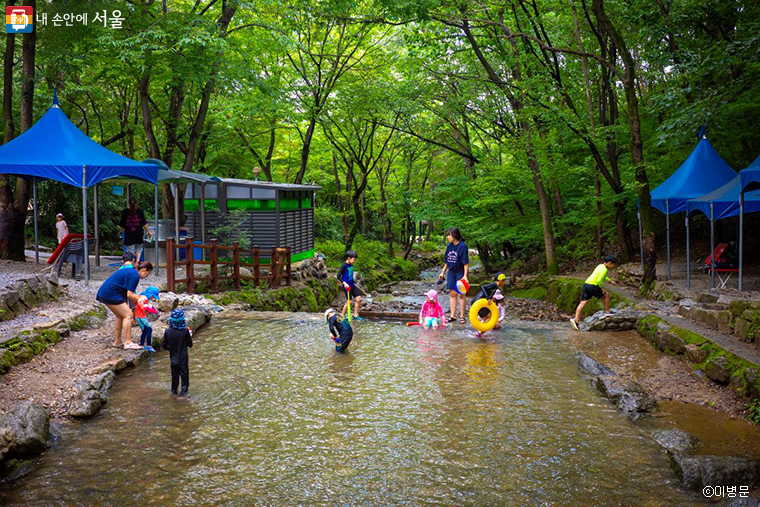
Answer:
[419,290,446,329]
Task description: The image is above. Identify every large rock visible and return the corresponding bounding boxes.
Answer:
[661,330,686,355]
[0,401,50,461]
[725,497,760,507]
[717,310,734,334]
[579,309,638,332]
[89,357,127,375]
[595,375,657,420]
[735,318,752,341]
[669,453,760,490]
[705,355,732,384]
[68,304,108,331]
[575,352,615,377]
[157,292,179,312]
[685,344,708,364]
[68,384,103,418]
[652,428,699,454]
[697,292,720,304]
[90,371,116,393]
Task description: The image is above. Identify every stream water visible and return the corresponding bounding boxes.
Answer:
[0,313,710,506]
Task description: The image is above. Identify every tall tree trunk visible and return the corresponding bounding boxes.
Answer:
[0,1,17,259]
[592,0,655,290]
[0,0,35,260]
[294,118,317,185]
[526,134,559,275]
[595,173,603,257]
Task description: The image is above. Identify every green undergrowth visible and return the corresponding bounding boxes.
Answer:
[0,328,64,375]
[209,278,339,313]
[316,237,435,292]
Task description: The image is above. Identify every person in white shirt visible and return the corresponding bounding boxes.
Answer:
[55,213,69,244]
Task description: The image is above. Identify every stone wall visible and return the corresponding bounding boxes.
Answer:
[208,277,339,313]
[0,274,62,322]
[677,296,760,347]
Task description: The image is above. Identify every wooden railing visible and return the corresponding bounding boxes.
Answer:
[165,238,291,294]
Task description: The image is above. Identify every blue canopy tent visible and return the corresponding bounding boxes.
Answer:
[740,155,760,193]
[0,95,158,285]
[735,156,760,291]
[648,133,737,279]
[685,177,760,289]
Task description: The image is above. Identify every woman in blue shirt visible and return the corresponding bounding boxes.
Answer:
[438,228,469,324]
[96,261,153,349]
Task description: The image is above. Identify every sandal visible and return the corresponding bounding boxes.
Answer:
[459,318,466,324]
[112,342,124,348]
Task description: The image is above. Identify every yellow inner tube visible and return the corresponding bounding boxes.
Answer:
[469,299,499,333]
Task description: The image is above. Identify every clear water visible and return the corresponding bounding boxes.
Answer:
[0,314,704,506]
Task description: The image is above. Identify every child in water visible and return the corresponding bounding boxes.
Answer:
[325,308,353,353]
[135,286,160,352]
[337,250,364,321]
[162,308,193,396]
[419,290,446,329]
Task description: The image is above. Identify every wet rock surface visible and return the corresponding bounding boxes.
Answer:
[668,453,760,490]
[578,309,640,332]
[0,402,49,462]
[594,375,657,420]
[653,428,700,454]
[575,352,614,377]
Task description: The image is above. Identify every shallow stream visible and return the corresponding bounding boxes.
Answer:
[0,313,714,505]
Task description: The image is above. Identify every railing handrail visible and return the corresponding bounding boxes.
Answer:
[166,238,291,294]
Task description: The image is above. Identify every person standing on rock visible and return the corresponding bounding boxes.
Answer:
[570,255,618,331]
[439,228,469,324]
[96,261,154,349]
[119,197,152,260]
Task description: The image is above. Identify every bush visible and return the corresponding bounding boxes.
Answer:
[314,206,344,242]
[413,240,442,253]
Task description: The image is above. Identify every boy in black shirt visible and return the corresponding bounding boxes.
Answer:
[162,308,193,395]
[325,308,353,353]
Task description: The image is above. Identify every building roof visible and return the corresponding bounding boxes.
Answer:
[218,178,321,192]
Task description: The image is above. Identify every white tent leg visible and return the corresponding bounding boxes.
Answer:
[710,202,715,289]
[33,178,39,264]
[94,184,100,267]
[686,214,690,290]
[666,200,671,280]
[155,184,159,275]
[739,192,744,292]
[82,165,89,286]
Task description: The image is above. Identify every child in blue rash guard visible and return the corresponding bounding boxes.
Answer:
[162,309,193,396]
[325,308,353,353]
[336,250,364,321]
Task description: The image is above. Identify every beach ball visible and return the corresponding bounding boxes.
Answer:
[455,279,470,295]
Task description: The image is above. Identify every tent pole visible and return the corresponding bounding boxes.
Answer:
[666,200,671,280]
[32,178,39,264]
[200,183,206,260]
[154,184,159,276]
[739,192,744,292]
[710,202,715,289]
[173,183,180,261]
[686,213,690,290]
[637,199,644,272]
[94,184,100,267]
[82,166,89,286]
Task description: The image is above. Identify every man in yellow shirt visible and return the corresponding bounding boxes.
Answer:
[570,255,618,331]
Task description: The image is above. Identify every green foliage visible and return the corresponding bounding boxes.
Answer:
[749,399,760,426]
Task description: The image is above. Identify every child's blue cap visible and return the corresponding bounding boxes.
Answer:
[169,308,186,329]
[141,286,160,301]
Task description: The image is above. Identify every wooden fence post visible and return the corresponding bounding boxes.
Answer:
[253,245,260,286]
[187,238,195,294]
[286,247,292,286]
[233,241,241,290]
[210,239,218,293]
[166,237,175,293]
[270,247,279,288]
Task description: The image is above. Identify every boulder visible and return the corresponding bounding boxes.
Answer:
[157,292,179,312]
[661,331,686,355]
[694,307,719,329]
[725,497,760,507]
[735,318,752,341]
[697,292,720,304]
[0,401,50,460]
[685,344,708,364]
[669,453,760,490]
[717,310,733,334]
[595,375,657,420]
[744,368,760,399]
[90,370,116,393]
[652,428,699,454]
[575,352,615,377]
[68,383,103,418]
[89,357,127,375]
[705,355,732,384]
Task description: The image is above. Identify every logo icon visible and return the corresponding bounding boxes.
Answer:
[5,6,33,33]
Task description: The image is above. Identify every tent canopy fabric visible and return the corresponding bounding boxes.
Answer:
[740,155,760,193]
[650,137,737,214]
[686,176,760,220]
[0,101,157,187]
